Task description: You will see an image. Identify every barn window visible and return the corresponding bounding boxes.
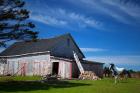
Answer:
[67,38,70,46]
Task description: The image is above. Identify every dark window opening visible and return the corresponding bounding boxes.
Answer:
[52,62,59,75]
[67,38,70,47]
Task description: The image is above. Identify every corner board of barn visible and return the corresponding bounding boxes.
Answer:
[0,33,104,79]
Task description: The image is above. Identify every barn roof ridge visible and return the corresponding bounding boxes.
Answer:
[14,33,71,44]
[0,33,85,58]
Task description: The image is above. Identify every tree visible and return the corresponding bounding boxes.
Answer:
[0,0,38,47]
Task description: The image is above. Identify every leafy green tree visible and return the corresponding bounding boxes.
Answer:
[0,0,38,47]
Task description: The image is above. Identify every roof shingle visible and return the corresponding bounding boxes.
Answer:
[0,33,85,59]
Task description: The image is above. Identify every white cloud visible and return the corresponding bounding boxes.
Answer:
[69,0,140,24]
[30,14,68,26]
[27,0,140,30]
[102,0,140,18]
[82,0,132,24]
[29,6,103,30]
[80,48,107,52]
[67,11,103,29]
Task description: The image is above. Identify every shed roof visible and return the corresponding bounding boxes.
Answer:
[82,60,104,64]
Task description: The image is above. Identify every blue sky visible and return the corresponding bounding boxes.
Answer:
[1,0,140,70]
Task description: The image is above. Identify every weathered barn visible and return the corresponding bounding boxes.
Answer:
[0,33,104,79]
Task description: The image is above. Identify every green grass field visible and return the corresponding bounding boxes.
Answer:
[0,76,140,93]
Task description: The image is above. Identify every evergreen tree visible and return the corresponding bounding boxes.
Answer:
[0,0,38,47]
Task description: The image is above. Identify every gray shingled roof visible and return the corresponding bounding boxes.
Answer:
[0,33,85,58]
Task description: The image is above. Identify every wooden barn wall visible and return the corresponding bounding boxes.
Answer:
[82,63,103,77]
[0,58,7,75]
[72,62,80,78]
[4,54,51,76]
[0,63,4,75]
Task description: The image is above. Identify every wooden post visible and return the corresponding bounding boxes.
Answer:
[70,63,72,79]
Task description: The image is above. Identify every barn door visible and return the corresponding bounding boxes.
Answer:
[0,63,4,75]
[65,62,72,79]
[33,62,41,75]
[19,63,27,76]
[59,62,72,79]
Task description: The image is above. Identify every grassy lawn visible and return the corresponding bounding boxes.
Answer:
[0,76,140,93]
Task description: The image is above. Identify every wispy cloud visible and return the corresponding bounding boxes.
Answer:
[30,14,68,26]
[69,0,140,24]
[103,0,140,18]
[28,3,104,30]
[26,0,140,30]
[80,48,107,52]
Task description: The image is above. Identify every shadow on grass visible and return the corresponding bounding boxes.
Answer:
[0,80,91,92]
